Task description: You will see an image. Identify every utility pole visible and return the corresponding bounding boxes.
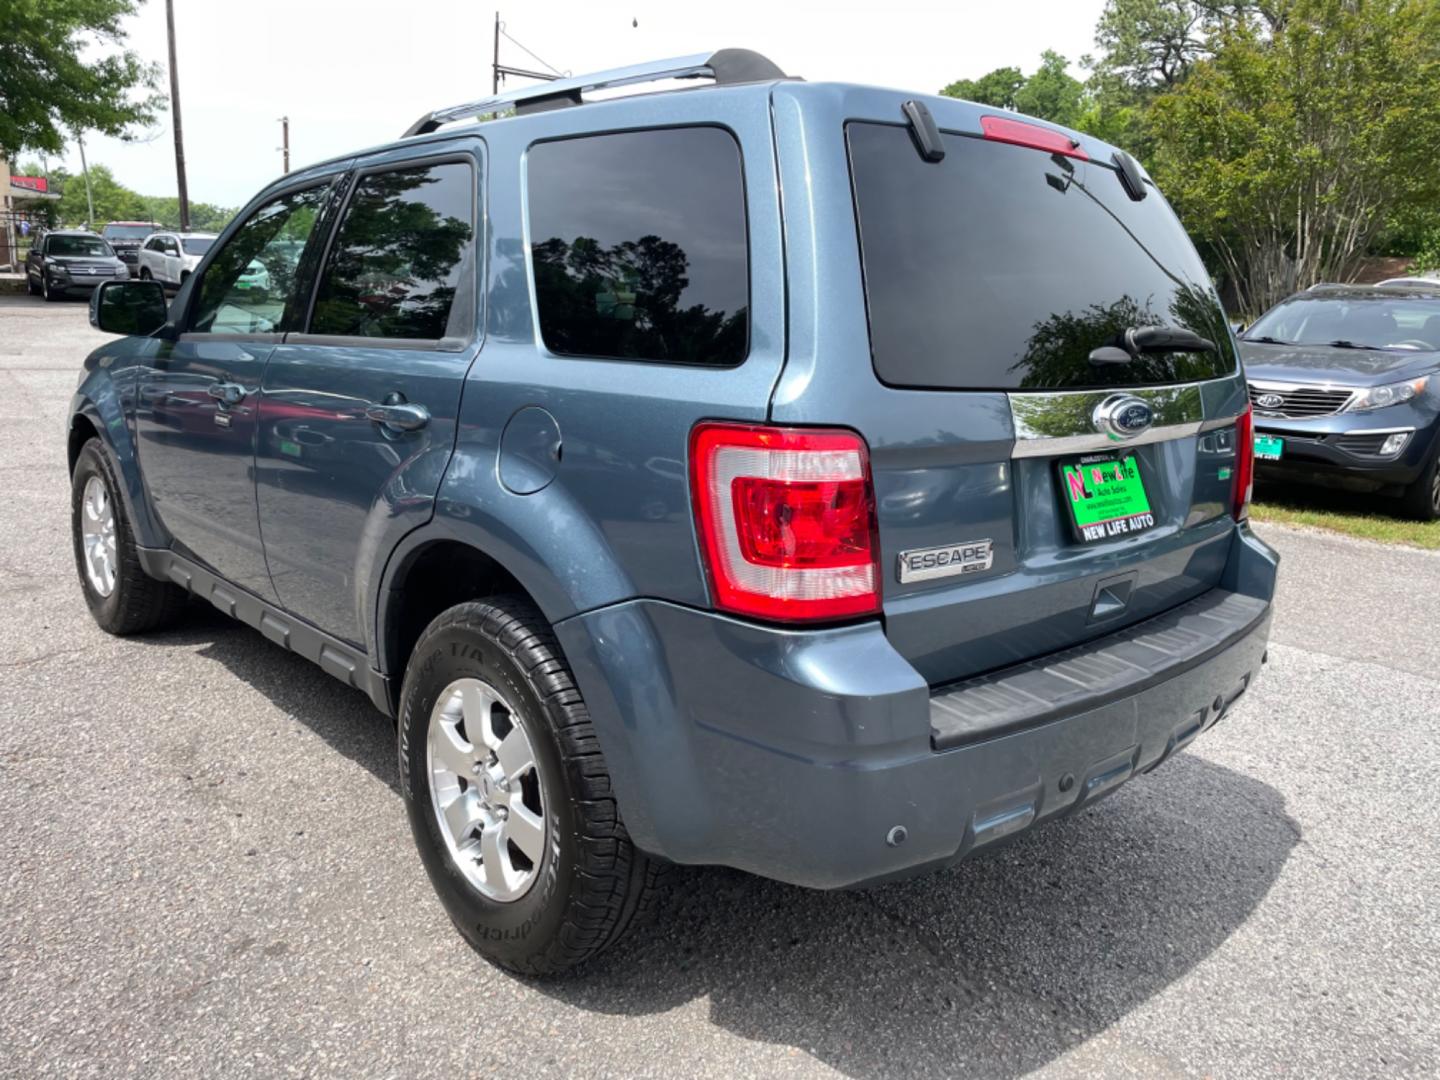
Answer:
[75,131,95,230]
[490,13,561,98]
[278,116,290,174]
[492,11,501,94]
[165,0,190,230]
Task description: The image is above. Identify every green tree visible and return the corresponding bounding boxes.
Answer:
[1090,1,1284,91]
[52,163,148,226]
[0,0,163,158]
[1147,0,1440,314]
[940,66,1025,110]
[136,195,236,232]
[941,52,1085,127]
[1014,51,1086,128]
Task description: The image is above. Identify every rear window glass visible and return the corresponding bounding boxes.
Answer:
[526,127,749,366]
[1245,295,1440,351]
[847,122,1237,391]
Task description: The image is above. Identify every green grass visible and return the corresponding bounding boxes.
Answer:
[1250,483,1440,549]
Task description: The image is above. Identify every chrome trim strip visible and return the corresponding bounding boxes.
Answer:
[1008,382,1211,459]
[1247,378,1359,393]
[1335,426,1414,436]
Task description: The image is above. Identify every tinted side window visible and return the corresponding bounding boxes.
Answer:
[191,186,329,335]
[526,127,749,366]
[309,161,475,341]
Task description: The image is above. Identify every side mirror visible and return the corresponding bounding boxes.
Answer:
[90,280,169,336]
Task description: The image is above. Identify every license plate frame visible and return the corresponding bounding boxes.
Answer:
[1057,452,1157,544]
[1254,433,1284,461]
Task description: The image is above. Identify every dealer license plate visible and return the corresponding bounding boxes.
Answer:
[1058,453,1156,544]
[1254,434,1284,461]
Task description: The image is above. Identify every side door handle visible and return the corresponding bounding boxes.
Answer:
[207,382,246,406]
[365,401,430,432]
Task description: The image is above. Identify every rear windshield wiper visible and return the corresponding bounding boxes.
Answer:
[1089,325,1218,366]
[1125,326,1217,354]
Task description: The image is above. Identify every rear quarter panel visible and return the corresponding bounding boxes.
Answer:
[399,86,788,631]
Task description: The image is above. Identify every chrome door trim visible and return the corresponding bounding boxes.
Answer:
[1008,381,1220,458]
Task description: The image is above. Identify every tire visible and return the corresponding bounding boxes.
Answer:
[42,275,56,302]
[398,596,666,975]
[139,268,152,281]
[71,439,187,634]
[1401,445,1440,521]
[26,271,38,296]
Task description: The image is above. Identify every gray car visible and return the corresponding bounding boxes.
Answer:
[25,230,130,301]
[1240,283,1440,518]
[67,50,1277,974]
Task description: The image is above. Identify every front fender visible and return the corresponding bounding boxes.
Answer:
[69,339,167,549]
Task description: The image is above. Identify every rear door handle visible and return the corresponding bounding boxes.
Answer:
[365,401,430,432]
[207,382,246,406]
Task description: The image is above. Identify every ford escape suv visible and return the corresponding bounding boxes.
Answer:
[68,50,1277,975]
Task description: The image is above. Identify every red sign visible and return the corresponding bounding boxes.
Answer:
[11,176,48,193]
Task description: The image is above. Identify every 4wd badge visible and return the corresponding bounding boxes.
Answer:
[896,539,995,584]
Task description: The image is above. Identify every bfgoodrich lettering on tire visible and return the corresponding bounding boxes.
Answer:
[397,596,667,974]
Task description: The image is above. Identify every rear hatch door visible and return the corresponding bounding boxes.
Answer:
[769,86,1249,687]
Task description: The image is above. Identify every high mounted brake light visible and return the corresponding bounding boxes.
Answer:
[690,423,881,622]
[980,115,1088,161]
[1233,405,1255,521]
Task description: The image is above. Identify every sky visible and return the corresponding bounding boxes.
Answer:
[45,0,1108,210]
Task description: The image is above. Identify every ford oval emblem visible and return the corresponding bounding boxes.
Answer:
[1093,394,1155,440]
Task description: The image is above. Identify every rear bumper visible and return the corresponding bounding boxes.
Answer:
[556,525,1279,889]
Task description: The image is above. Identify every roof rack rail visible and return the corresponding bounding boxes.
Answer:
[401,48,789,137]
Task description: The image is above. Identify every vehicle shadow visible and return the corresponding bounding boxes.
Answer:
[143,605,400,793]
[145,606,1296,1078]
[534,751,1296,1078]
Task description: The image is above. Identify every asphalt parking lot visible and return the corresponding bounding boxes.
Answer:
[1,293,1437,1079]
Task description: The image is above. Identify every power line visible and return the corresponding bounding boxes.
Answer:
[498,23,567,77]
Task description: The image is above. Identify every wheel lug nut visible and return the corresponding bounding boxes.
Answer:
[496,806,509,821]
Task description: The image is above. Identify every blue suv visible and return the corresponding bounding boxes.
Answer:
[68,50,1277,974]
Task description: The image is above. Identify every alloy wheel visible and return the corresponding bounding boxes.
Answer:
[426,677,547,902]
[80,475,118,597]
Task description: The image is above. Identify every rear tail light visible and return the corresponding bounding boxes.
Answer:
[1233,405,1255,521]
[690,423,881,623]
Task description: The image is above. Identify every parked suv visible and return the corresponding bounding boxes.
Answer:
[1240,283,1440,518]
[101,221,162,274]
[135,230,218,289]
[25,230,129,300]
[69,51,1276,974]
